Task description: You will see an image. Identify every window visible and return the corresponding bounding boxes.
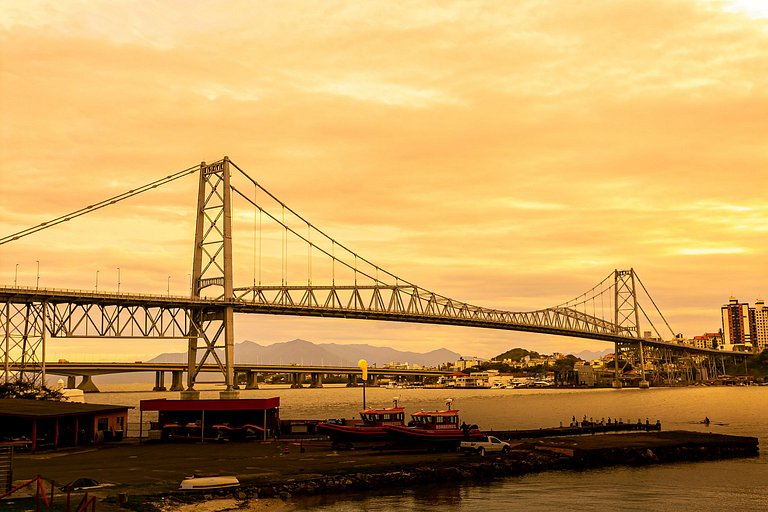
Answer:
[97,418,108,431]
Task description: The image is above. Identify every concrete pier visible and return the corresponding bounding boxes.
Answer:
[169,371,184,392]
[76,374,100,393]
[152,371,166,391]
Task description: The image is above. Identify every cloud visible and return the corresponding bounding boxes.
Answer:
[1,0,767,359]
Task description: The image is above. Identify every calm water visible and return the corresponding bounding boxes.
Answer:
[89,384,768,511]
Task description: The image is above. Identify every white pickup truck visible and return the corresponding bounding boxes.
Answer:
[459,435,511,456]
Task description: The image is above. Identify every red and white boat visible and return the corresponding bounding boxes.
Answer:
[383,399,483,448]
[317,399,406,449]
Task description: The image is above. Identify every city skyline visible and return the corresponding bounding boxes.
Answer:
[1,1,766,361]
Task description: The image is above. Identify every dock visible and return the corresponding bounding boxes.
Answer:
[485,421,661,440]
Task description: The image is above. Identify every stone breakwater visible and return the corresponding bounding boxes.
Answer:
[126,431,758,511]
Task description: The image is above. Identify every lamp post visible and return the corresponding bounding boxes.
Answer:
[96,270,99,292]
[117,267,121,293]
[358,359,368,409]
[36,260,39,289]
[14,264,18,287]
[167,276,171,296]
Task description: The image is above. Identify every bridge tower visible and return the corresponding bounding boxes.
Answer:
[613,269,648,388]
[184,157,238,399]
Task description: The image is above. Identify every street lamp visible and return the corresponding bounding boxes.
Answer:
[167,275,171,296]
[117,267,121,293]
[14,264,18,287]
[96,270,99,292]
[36,260,39,289]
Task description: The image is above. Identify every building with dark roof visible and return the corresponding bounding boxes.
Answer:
[0,399,131,452]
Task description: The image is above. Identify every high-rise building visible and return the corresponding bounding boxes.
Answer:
[721,297,752,351]
[754,300,768,353]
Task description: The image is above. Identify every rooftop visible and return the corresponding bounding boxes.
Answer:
[0,398,131,418]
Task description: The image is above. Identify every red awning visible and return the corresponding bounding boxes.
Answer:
[140,397,279,412]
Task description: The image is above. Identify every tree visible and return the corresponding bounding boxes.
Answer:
[0,380,64,401]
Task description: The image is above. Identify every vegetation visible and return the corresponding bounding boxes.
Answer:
[0,380,64,400]
[493,347,540,362]
[460,351,582,378]
[744,350,768,379]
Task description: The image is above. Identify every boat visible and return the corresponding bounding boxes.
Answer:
[316,399,406,449]
[179,475,240,491]
[382,399,483,448]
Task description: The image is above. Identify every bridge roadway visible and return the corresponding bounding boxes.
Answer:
[0,286,735,357]
[27,361,447,392]
[37,361,448,378]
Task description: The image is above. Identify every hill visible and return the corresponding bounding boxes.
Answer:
[147,339,461,368]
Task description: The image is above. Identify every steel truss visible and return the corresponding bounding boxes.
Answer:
[234,285,629,337]
[2,301,46,386]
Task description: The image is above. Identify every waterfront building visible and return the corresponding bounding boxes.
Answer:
[0,399,130,452]
[455,372,491,388]
[754,300,768,353]
[454,356,483,371]
[574,363,596,386]
[382,362,410,370]
[721,297,753,351]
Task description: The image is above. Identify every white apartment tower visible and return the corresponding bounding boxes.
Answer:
[754,300,767,353]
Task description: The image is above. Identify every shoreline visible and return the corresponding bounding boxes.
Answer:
[14,430,747,511]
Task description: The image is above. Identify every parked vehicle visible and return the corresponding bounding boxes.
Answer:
[459,435,510,456]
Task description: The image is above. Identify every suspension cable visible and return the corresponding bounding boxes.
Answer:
[0,165,199,245]
[635,273,677,338]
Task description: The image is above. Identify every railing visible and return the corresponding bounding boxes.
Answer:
[0,474,98,511]
[0,474,52,510]
[75,493,97,512]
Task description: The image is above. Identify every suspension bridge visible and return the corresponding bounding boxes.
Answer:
[0,157,744,396]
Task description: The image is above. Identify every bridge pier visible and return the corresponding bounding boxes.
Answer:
[153,371,167,391]
[309,372,323,388]
[169,370,184,391]
[290,372,304,389]
[180,389,200,400]
[245,371,260,390]
[77,375,100,393]
[66,375,77,389]
[346,374,358,387]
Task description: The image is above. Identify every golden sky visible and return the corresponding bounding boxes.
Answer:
[1,0,766,361]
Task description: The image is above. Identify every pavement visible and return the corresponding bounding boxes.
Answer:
[8,430,758,511]
[10,437,467,510]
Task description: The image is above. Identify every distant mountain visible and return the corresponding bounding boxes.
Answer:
[569,349,612,361]
[148,339,461,368]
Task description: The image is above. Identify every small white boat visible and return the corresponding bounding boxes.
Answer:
[179,475,240,490]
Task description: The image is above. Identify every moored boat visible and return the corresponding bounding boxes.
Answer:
[179,475,239,490]
[317,399,406,449]
[383,399,483,448]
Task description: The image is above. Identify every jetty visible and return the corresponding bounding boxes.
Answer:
[485,420,661,440]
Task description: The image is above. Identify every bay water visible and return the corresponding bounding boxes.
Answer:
[89,384,768,511]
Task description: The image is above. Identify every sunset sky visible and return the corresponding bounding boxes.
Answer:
[1,0,766,362]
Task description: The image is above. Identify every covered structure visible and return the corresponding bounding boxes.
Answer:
[140,397,279,442]
[0,399,130,452]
